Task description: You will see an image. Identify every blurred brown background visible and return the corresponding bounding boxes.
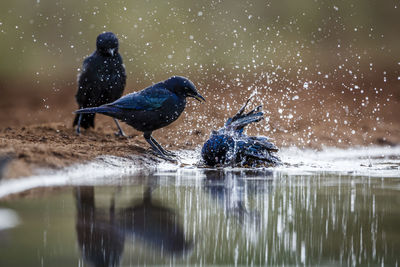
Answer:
[0,0,399,148]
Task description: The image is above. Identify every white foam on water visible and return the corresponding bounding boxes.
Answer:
[157,146,400,178]
[277,146,400,177]
[0,155,142,199]
[0,146,399,199]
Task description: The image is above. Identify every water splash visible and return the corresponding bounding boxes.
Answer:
[0,146,399,199]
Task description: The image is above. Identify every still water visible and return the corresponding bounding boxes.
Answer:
[0,147,399,266]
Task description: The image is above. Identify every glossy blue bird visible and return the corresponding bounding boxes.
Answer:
[75,76,205,160]
[201,99,281,167]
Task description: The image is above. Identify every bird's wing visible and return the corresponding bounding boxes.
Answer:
[237,139,280,163]
[224,100,263,133]
[107,83,172,111]
[77,54,96,81]
[75,56,94,105]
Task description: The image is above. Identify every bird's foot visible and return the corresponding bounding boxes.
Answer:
[156,153,178,162]
[75,127,81,135]
[148,148,178,163]
[113,119,127,138]
[114,130,128,138]
[162,149,177,157]
[159,154,178,163]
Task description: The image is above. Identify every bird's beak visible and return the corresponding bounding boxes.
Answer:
[108,48,115,56]
[192,93,206,102]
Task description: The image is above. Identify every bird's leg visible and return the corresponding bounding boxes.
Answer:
[147,138,175,161]
[150,136,176,157]
[113,118,127,137]
[109,192,116,221]
[144,133,176,162]
[143,186,153,202]
[76,114,82,135]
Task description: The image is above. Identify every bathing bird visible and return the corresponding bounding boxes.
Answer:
[75,76,205,160]
[73,32,127,136]
[201,99,280,167]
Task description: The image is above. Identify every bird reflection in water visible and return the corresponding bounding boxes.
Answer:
[202,169,273,227]
[120,187,192,255]
[74,185,191,267]
[75,187,125,267]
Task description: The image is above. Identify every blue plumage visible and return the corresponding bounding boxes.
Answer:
[109,84,175,111]
[201,99,281,167]
[76,76,205,160]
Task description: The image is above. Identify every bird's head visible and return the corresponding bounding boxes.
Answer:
[96,32,119,57]
[165,76,205,102]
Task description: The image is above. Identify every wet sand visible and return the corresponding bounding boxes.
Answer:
[0,77,399,178]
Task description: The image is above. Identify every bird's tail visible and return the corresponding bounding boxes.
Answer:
[225,99,263,131]
[73,113,95,129]
[75,105,121,115]
[238,138,281,164]
[74,105,121,129]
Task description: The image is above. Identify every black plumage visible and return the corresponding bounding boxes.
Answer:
[73,32,127,135]
[75,76,205,160]
[201,99,281,167]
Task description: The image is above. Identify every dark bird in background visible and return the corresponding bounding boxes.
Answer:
[201,99,281,167]
[73,32,127,136]
[75,76,205,160]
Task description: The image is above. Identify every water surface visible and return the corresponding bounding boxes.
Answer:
[0,146,399,266]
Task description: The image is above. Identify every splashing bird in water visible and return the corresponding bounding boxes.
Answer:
[201,99,281,167]
[75,76,205,160]
[73,32,127,136]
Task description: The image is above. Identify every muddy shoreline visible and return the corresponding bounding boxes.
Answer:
[1,79,399,178]
[1,120,398,179]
